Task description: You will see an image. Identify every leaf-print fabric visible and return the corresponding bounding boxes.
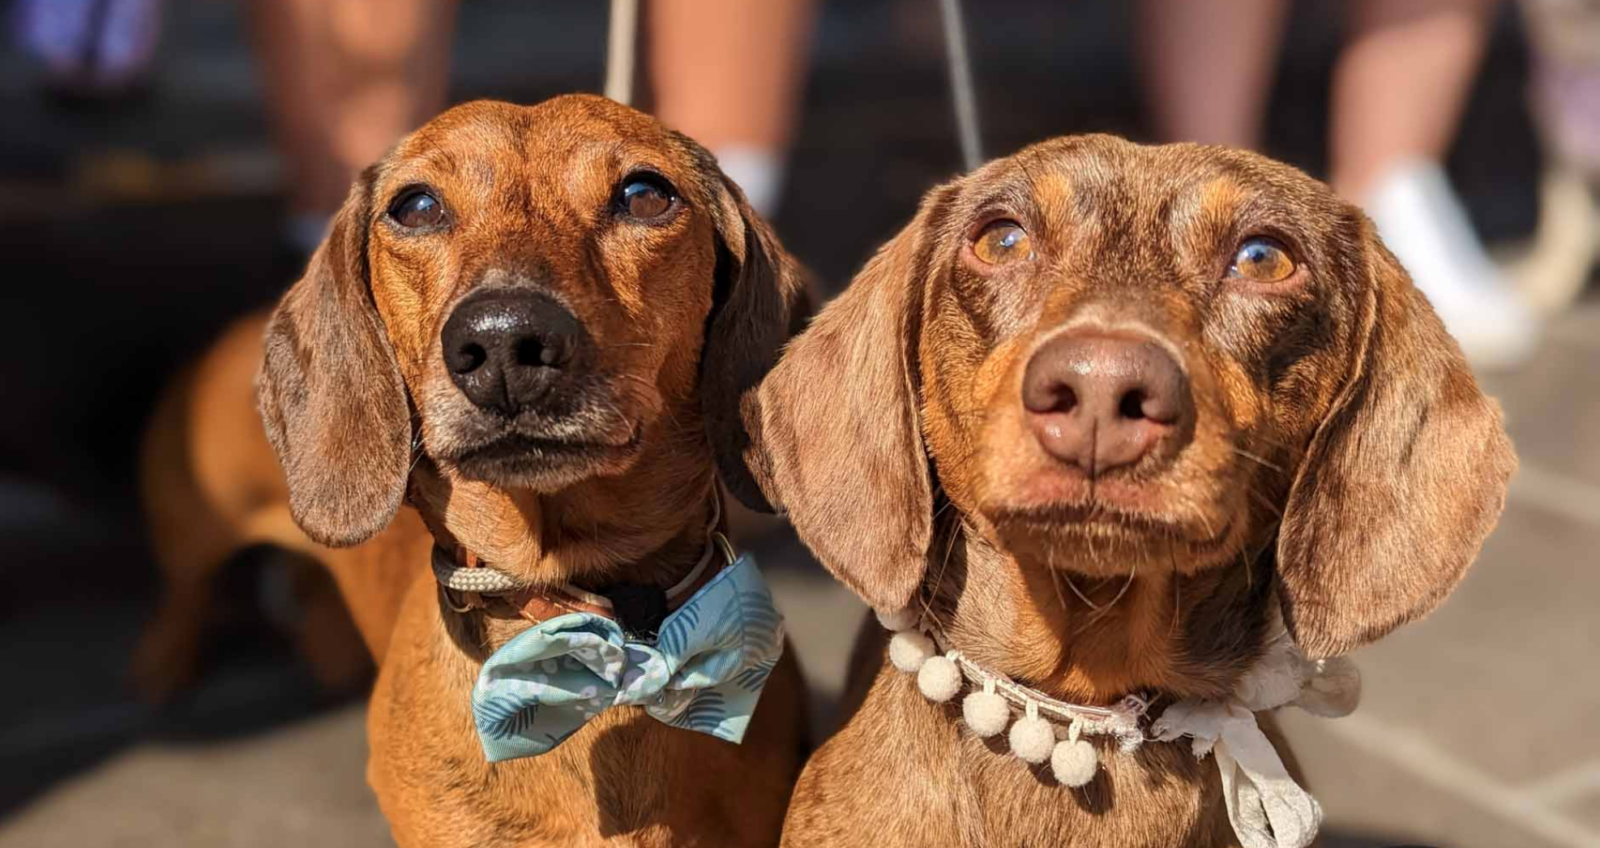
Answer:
[471,554,785,762]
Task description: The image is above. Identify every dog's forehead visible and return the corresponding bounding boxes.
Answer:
[379,96,705,202]
[972,137,1317,222]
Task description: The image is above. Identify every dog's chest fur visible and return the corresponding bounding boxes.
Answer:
[785,670,1246,848]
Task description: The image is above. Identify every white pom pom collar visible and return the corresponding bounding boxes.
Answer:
[876,605,1149,786]
[877,604,1361,848]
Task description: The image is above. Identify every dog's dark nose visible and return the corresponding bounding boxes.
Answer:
[1021,330,1194,476]
[440,289,588,415]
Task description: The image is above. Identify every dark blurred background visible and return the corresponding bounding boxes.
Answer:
[1,1,1596,846]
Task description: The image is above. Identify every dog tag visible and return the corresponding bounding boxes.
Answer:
[607,583,668,642]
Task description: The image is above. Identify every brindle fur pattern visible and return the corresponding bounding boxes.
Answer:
[756,136,1515,847]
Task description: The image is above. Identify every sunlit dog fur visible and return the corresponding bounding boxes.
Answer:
[754,135,1515,847]
[256,95,810,848]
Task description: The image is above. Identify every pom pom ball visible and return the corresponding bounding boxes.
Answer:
[875,607,919,632]
[888,631,935,673]
[917,655,962,702]
[1008,715,1055,763]
[1051,739,1099,787]
[962,689,1010,737]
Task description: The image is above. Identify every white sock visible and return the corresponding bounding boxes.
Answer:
[713,146,785,220]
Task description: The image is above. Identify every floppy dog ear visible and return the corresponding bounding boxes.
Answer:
[750,204,937,614]
[699,171,812,513]
[1276,220,1516,658]
[257,172,412,547]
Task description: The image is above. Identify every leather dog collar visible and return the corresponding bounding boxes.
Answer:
[431,494,733,635]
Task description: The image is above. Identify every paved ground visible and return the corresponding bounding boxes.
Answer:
[1281,312,1600,848]
[2,1,1594,846]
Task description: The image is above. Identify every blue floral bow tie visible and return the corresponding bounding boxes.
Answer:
[471,553,784,762]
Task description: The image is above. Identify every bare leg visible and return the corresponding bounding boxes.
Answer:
[648,0,817,545]
[247,0,457,246]
[1331,0,1536,369]
[648,0,819,216]
[1135,0,1291,148]
[1329,0,1500,198]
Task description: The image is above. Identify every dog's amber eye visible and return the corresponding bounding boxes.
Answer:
[388,189,445,229]
[1229,236,1295,282]
[618,174,677,220]
[972,220,1031,265]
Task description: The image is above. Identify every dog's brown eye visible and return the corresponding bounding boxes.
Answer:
[1230,236,1295,282]
[972,220,1031,265]
[389,189,445,229]
[618,174,677,220]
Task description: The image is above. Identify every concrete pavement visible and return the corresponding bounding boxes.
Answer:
[1,1,1590,845]
[5,298,1598,847]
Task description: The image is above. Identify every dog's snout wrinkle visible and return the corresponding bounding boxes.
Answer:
[441,288,589,416]
[1022,330,1194,477]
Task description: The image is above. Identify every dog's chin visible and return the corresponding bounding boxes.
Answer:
[984,500,1240,578]
[447,430,644,491]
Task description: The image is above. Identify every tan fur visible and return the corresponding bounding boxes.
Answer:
[146,95,807,846]
[135,310,428,697]
[758,136,1515,846]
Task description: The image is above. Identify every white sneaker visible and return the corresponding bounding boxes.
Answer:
[1362,159,1540,371]
[714,147,785,220]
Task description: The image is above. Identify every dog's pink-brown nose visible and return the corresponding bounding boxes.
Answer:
[1021,331,1194,476]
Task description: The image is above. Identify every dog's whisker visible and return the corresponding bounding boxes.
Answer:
[1189,503,1217,543]
[1063,571,1101,612]
[617,374,689,433]
[597,399,635,433]
[1046,547,1071,617]
[1169,547,1182,638]
[923,516,963,637]
[1230,447,1284,473]
[1246,432,1305,458]
[1246,486,1283,518]
[1112,556,1136,608]
[1088,542,1142,628]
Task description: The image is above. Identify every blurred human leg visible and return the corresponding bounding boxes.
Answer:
[1333,0,1537,368]
[1511,0,1600,314]
[648,0,819,217]
[1135,0,1290,149]
[13,0,164,96]
[1330,0,1498,197]
[649,0,817,547]
[247,0,457,255]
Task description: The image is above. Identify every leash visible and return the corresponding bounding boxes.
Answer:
[604,0,639,106]
[606,0,982,170]
[938,0,984,171]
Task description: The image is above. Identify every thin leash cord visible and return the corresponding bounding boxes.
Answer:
[604,0,639,106]
[609,0,977,168]
[938,0,984,171]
